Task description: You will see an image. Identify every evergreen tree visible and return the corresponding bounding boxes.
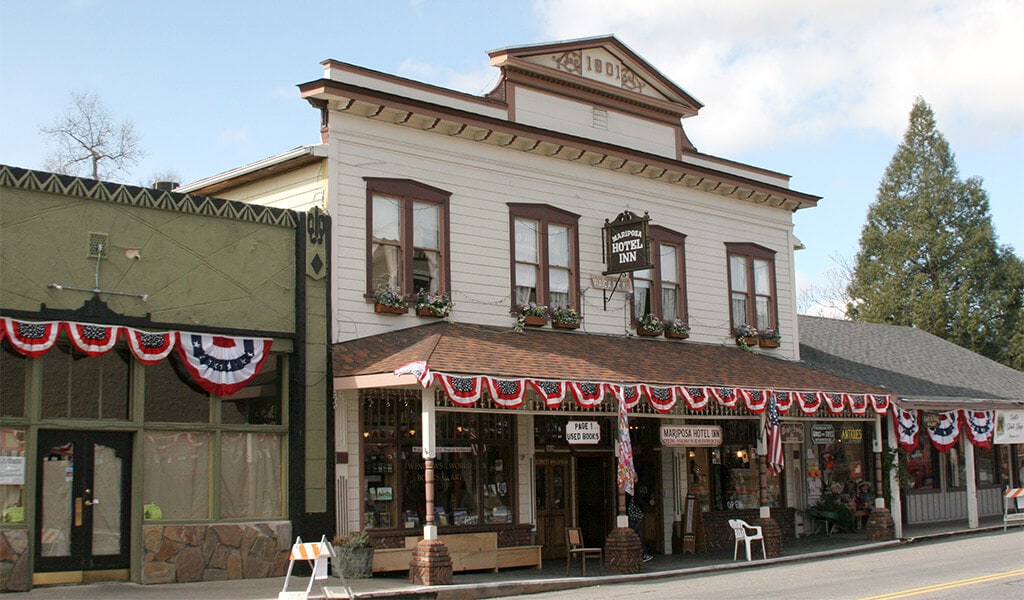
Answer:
[847,97,1024,369]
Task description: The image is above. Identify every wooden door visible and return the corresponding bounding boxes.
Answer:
[534,455,569,560]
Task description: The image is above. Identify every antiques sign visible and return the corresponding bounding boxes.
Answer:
[660,425,722,447]
[566,421,601,444]
[602,210,653,275]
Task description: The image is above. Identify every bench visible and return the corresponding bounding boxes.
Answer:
[1005,488,1024,530]
[371,532,541,573]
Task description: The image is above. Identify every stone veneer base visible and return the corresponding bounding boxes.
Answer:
[143,522,292,584]
[1,529,31,592]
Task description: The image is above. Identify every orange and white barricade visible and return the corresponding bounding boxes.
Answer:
[1004,488,1024,530]
[280,535,335,600]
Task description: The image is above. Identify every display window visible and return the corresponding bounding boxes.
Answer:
[360,390,514,530]
[686,420,777,512]
[0,428,26,524]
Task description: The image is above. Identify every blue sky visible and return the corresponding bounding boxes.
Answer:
[2,1,1021,316]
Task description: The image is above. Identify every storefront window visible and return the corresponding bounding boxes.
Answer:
[144,360,210,423]
[41,347,130,420]
[0,350,26,418]
[142,432,210,520]
[361,389,514,530]
[220,432,283,518]
[906,434,940,490]
[0,428,26,524]
[945,438,999,488]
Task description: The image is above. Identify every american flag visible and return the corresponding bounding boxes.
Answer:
[765,394,784,476]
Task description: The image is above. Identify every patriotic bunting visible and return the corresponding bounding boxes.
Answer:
[819,392,846,415]
[568,381,605,409]
[774,392,793,414]
[615,384,643,410]
[528,379,567,408]
[870,394,890,414]
[961,411,995,448]
[393,360,433,388]
[792,391,821,415]
[709,387,738,408]
[2,318,60,357]
[126,328,176,364]
[739,388,769,414]
[680,386,709,411]
[486,377,527,409]
[64,322,121,356]
[893,408,920,452]
[176,333,273,397]
[438,374,484,406]
[643,385,677,414]
[848,394,868,416]
[925,411,960,453]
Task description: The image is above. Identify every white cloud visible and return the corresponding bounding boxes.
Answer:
[532,0,1024,154]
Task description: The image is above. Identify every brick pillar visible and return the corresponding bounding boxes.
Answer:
[408,538,452,585]
[603,527,642,574]
[865,507,896,541]
[756,516,783,558]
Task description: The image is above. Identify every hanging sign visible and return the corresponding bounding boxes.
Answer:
[841,426,863,442]
[566,421,601,444]
[781,423,804,444]
[995,411,1024,444]
[602,210,653,275]
[810,423,835,444]
[660,425,722,447]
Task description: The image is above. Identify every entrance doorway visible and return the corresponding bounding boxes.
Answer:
[35,430,132,584]
[534,455,568,560]
[575,455,613,549]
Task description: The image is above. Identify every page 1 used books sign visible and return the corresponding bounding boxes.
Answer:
[565,421,601,444]
[602,210,653,275]
[660,425,722,447]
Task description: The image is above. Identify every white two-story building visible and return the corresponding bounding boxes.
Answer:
[181,36,891,569]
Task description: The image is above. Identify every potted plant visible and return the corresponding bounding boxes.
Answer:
[636,313,664,337]
[373,286,408,314]
[664,318,690,339]
[331,530,374,579]
[733,323,758,346]
[550,305,581,329]
[414,289,453,318]
[759,327,781,348]
[516,302,550,327]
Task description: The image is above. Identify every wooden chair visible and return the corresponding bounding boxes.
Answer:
[566,527,603,576]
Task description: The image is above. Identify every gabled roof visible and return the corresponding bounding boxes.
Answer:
[798,315,1023,409]
[487,35,703,119]
[332,321,886,396]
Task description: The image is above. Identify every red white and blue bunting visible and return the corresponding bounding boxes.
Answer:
[400,361,892,418]
[175,333,273,397]
[891,408,996,452]
[0,317,271,397]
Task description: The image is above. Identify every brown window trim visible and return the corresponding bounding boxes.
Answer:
[725,242,778,330]
[365,178,452,300]
[508,203,580,312]
[631,225,688,324]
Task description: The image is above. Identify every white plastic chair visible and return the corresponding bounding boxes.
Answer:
[729,519,765,561]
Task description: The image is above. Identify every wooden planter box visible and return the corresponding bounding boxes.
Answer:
[552,320,579,330]
[736,335,758,346]
[522,315,548,327]
[758,338,780,348]
[416,306,444,317]
[665,330,689,340]
[375,303,408,315]
[637,328,662,337]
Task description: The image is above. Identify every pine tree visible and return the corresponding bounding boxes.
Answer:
[847,97,1024,369]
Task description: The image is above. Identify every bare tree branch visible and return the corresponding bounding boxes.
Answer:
[39,91,145,180]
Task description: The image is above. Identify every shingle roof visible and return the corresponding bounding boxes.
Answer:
[332,321,887,394]
[798,315,1023,407]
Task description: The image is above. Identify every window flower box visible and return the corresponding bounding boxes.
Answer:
[375,303,409,315]
[522,315,549,327]
[733,324,758,346]
[516,303,550,328]
[759,328,781,348]
[414,290,452,318]
[550,306,581,330]
[636,314,664,337]
[665,318,690,340]
[373,286,408,314]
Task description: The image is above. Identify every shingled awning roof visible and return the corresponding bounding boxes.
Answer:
[332,321,888,398]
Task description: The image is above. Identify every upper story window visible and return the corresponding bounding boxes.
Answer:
[726,242,777,331]
[366,178,451,298]
[632,226,687,323]
[509,204,580,311]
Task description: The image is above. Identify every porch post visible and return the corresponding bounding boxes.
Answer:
[965,439,979,528]
[864,414,895,540]
[756,411,781,557]
[885,414,903,539]
[408,387,452,585]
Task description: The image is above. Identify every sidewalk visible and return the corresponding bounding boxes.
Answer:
[12,517,1017,600]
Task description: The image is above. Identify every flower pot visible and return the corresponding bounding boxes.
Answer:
[665,330,689,340]
[333,546,374,579]
[375,303,408,315]
[736,335,758,346]
[758,338,780,348]
[637,328,662,337]
[416,306,443,317]
[522,315,548,327]
[552,320,579,330]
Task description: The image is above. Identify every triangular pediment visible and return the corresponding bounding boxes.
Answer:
[488,35,702,118]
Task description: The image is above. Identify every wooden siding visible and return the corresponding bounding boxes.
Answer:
[904,487,1005,524]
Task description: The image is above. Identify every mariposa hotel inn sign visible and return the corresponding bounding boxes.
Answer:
[602,210,653,275]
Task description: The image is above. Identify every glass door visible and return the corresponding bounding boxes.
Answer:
[35,430,132,579]
[535,455,568,559]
